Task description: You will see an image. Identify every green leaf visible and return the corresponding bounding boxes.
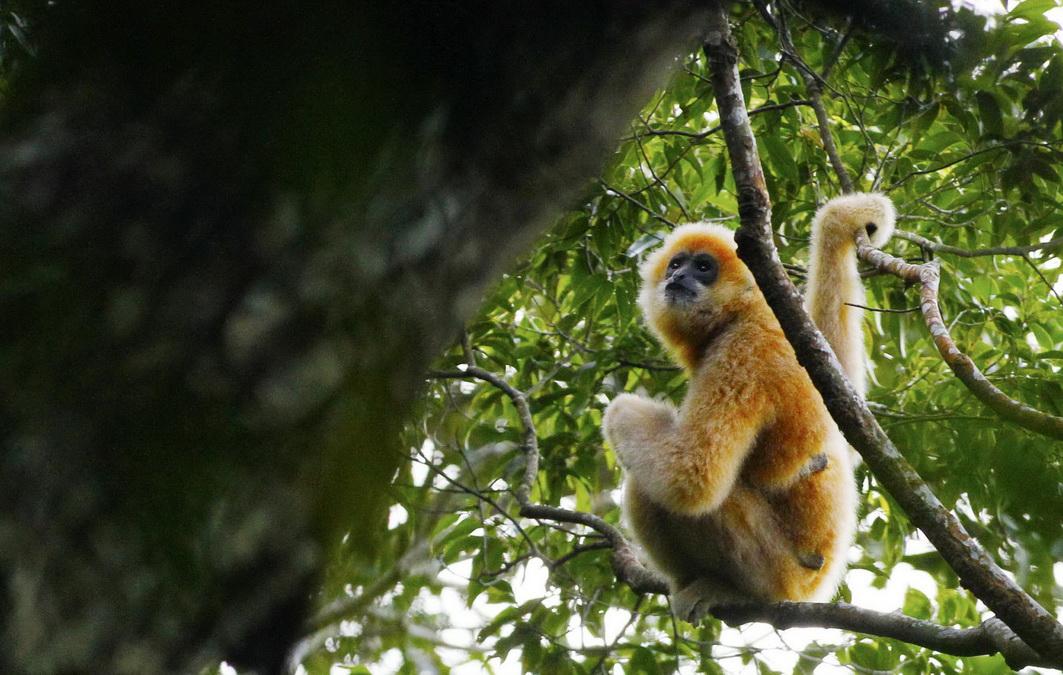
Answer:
[903,587,933,620]
[976,92,1004,137]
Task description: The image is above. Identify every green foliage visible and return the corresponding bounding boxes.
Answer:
[304,2,1063,672]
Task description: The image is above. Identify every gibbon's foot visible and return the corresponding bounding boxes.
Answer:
[672,578,745,624]
[798,452,829,479]
[797,552,825,571]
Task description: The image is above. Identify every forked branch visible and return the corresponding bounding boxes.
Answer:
[854,236,1063,439]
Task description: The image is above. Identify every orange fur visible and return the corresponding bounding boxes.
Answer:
[601,209,890,618]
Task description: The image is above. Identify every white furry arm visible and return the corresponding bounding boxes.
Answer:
[805,193,895,397]
[603,391,764,516]
[603,393,678,470]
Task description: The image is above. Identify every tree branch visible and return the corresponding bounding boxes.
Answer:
[713,603,1053,669]
[758,0,855,192]
[627,99,813,142]
[430,367,540,505]
[431,359,1053,667]
[885,140,1063,191]
[703,1,1063,664]
[599,180,677,229]
[854,237,1063,440]
[894,229,1063,258]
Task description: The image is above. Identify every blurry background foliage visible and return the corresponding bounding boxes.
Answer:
[295,0,1056,672]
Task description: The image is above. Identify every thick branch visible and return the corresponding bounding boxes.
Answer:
[713,603,1051,669]
[704,1,1063,664]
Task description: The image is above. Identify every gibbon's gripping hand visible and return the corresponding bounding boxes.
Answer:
[602,393,678,470]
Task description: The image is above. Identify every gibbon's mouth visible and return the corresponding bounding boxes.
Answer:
[664,282,697,303]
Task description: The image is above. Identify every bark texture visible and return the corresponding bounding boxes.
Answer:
[0,3,709,672]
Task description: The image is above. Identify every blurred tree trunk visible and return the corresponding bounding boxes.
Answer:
[0,2,707,672]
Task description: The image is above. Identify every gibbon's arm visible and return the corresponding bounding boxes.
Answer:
[804,193,895,397]
[603,386,768,516]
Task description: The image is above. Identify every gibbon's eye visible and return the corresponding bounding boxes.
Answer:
[691,253,718,284]
[668,259,682,270]
[865,222,878,236]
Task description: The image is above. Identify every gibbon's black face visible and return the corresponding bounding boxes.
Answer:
[664,251,718,304]
[864,222,878,236]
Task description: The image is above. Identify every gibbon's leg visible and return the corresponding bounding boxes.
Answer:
[668,485,819,623]
[603,392,767,516]
[772,456,856,599]
[751,419,854,573]
[714,485,818,600]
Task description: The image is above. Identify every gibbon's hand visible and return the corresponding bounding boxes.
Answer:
[602,393,677,470]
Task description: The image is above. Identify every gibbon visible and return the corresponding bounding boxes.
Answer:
[602,194,895,621]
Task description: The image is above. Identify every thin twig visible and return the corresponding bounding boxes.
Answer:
[626,99,813,142]
[844,302,919,314]
[761,0,855,192]
[599,180,676,228]
[886,140,1063,191]
[429,367,540,504]
[894,229,1063,258]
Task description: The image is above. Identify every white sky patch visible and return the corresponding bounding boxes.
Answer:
[904,529,938,556]
[512,557,549,604]
[439,557,474,587]
[410,445,431,486]
[387,504,408,529]
[430,464,462,491]
[366,649,403,675]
